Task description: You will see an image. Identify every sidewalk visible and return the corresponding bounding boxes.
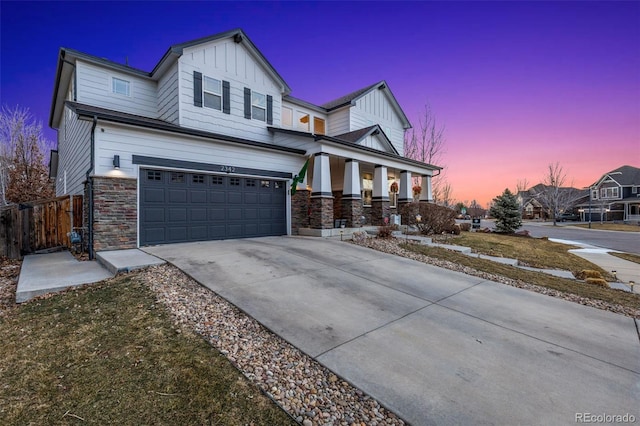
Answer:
[16,249,165,303]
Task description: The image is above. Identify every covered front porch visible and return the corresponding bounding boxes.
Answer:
[291,150,439,235]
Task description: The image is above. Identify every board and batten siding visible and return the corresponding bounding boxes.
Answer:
[75,61,158,118]
[360,135,387,151]
[56,106,91,196]
[351,90,405,156]
[178,39,282,144]
[92,122,301,179]
[157,61,179,124]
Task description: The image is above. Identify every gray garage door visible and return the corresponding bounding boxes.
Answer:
[140,169,286,245]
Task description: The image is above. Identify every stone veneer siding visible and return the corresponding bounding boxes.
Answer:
[291,189,310,235]
[341,198,364,228]
[332,191,343,222]
[309,196,334,229]
[92,177,137,251]
[370,200,391,226]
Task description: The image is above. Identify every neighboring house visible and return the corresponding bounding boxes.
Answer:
[516,183,584,220]
[49,28,440,255]
[576,165,640,222]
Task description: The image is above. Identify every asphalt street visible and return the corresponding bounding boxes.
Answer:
[476,220,639,254]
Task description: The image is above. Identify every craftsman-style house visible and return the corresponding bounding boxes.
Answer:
[49,29,440,255]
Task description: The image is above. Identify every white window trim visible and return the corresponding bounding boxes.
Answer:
[112,77,130,97]
[203,76,222,110]
[252,91,266,122]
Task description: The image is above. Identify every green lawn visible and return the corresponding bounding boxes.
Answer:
[0,274,295,425]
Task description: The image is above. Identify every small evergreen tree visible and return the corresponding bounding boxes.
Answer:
[490,188,522,233]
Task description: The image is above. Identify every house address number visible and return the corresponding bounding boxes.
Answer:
[220,165,236,173]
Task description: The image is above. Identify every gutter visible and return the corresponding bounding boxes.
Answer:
[85,116,97,259]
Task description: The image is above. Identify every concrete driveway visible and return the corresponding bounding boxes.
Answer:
[144,236,639,425]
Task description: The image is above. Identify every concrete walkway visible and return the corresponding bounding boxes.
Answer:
[144,237,640,425]
[16,249,164,303]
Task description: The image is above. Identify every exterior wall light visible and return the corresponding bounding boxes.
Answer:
[113,155,120,169]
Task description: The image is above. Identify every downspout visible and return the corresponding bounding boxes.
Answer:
[85,116,97,259]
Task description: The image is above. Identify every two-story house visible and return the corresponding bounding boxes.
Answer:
[577,165,640,222]
[49,29,440,256]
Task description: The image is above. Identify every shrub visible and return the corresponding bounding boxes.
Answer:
[585,278,609,287]
[377,225,394,239]
[400,202,457,235]
[576,270,603,280]
[451,224,461,235]
[489,188,522,233]
[459,223,471,232]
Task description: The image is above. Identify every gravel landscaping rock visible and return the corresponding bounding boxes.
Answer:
[140,264,406,426]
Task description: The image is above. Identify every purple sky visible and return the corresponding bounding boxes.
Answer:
[1,1,638,206]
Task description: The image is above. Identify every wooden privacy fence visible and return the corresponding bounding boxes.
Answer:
[0,195,83,259]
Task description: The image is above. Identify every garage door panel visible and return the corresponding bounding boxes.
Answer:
[143,188,165,203]
[168,208,187,222]
[208,225,226,239]
[244,193,258,204]
[167,227,187,242]
[190,226,208,240]
[227,192,242,204]
[209,190,226,204]
[209,208,226,221]
[140,169,286,246]
[190,190,207,203]
[144,208,165,222]
[168,189,187,203]
[190,208,207,222]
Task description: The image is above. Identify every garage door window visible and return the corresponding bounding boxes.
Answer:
[171,172,185,183]
[192,174,205,184]
[246,179,256,187]
[212,176,224,185]
[230,178,240,186]
[147,170,162,181]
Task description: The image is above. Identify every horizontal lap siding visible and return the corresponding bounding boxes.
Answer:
[157,62,179,124]
[93,123,301,178]
[327,108,350,136]
[178,40,281,144]
[56,106,91,196]
[76,61,157,118]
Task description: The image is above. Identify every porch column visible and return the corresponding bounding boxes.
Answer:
[310,152,333,229]
[371,165,390,225]
[419,175,432,203]
[398,170,413,222]
[291,159,311,234]
[342,159,363,227]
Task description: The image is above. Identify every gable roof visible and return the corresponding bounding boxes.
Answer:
[50,29,291,128]
[152,28,290,94]
[335,125,399,155]
[321,81,412,129]
[594,165,640,187]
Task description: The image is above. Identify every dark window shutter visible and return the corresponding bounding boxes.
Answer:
[266,95,273,125]
[193,71,203,107]
[222,81,230,114]
[244,87,251,119]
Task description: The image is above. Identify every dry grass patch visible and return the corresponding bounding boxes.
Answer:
[610,252,640,264]
[399,243,640,312]
[0,273,295,426]
[444,232,613,279]
[573,223,640,232]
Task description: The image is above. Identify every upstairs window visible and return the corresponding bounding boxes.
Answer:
[600,187,619,198]
[298,112,310,131]
[112,77,130,96]
[282,107,293,127]
[203,76,222,110]
[314,117,326,135]
[252,92,266,121]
